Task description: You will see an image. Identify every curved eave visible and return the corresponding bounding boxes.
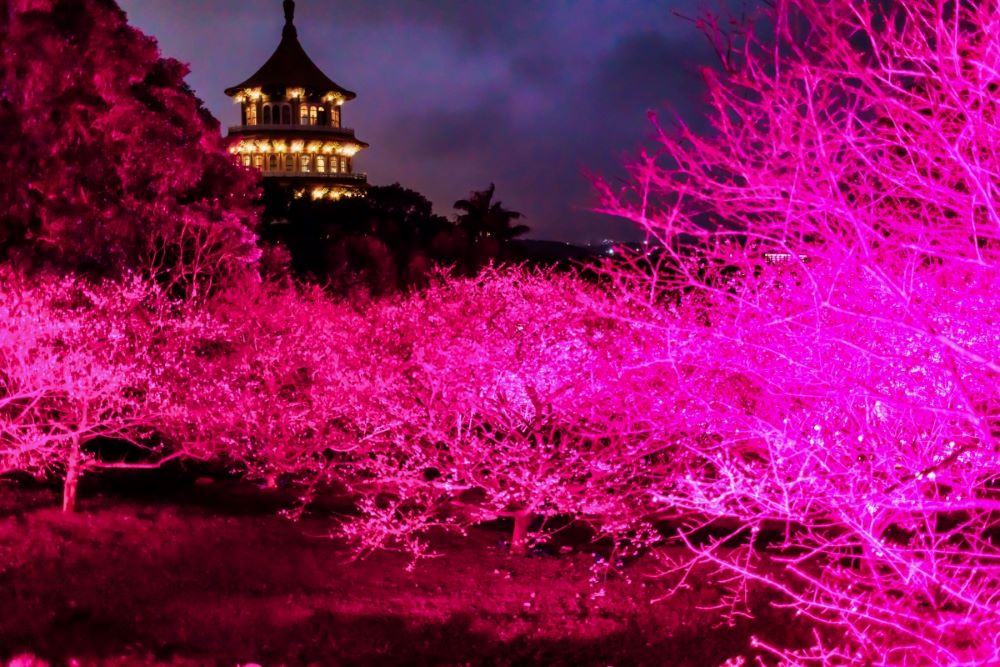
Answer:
[224,32,356,100]
[227,126,368,149]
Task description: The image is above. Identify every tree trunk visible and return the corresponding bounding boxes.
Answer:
[510,510,535,556]
[62,435,82,513]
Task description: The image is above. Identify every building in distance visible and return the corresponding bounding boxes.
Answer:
[224,0,368,200]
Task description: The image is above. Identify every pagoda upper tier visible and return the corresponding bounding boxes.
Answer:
[225,0,368,200]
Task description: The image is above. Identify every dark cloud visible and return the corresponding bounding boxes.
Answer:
[589,30,713,122]
[386,93,514,159]
[118,0,756,242]
[320,1,541,53]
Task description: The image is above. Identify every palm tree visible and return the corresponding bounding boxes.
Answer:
[453,183,529,243]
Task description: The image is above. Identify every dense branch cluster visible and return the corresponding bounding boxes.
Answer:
[0,0,260,289]
[598,0,1000,662]
[2,0,999,663]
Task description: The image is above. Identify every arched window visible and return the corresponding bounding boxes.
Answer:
[340,157,347,173]
[281,105,292,124]
[316,155,326,173]
[332,106,341,127]
[253,154,264,169]
[284,154,295,172]
[309,106,318,125]
[241,154,251,168]
[262,105,273,124]
[299,104,309,125]
[301,155,312,173]
[268,154,278,171]
[246,103,258,126]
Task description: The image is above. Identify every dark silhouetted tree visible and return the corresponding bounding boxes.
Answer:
[261,182,468,293]
[453,183,529,270]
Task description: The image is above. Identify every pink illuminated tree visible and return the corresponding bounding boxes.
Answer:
[162,281,383,488]
[599,0,1000,662]
[0,270,183,511]
[0,0,260,290]
[329,268,683,560]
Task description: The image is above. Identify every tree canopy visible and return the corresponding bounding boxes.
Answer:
[0,0,260,286]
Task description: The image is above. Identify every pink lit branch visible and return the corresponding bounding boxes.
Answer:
[598,0,1000,662]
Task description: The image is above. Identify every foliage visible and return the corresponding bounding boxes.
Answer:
[329,268,681,559]
[261,182,528,293]
[0,269,181,510]
[453,182,530,271]
[598,0,1000,663]
[0,0,260,290]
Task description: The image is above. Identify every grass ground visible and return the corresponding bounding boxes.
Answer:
[0,473,802,666]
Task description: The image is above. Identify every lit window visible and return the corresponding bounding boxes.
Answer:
[329,157,339,173]
[316,155,326,173]
[241,154,251,168]
[284,154,294,172]
[332,106,341,127]
[253,154,264,169]
[246,104,258,126]
[301,155,312,173]
[341,157,347,173]
[299,104,309,125]
[310,106,318,125]
[268,154,278,171]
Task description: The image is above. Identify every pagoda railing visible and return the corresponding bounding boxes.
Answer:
[260,168,367,180]
[229,124,357,135]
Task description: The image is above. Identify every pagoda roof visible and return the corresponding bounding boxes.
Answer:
[224,1,356,99]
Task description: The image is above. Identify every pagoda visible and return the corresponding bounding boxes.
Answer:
[225,0,368,200]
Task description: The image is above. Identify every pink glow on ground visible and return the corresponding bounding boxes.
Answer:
[1,0,998,664]
[596,0,1000,663]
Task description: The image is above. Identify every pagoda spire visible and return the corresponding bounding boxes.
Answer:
[283,0,297,38]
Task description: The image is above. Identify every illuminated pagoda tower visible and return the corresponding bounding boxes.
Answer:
[225,0,368,200]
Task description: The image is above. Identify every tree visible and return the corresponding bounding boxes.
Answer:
[598,0,1000,662]
[0,0,260,290]
[0,270,181,511]
[261,182,459,292]
[453,183,529,270]
[162,280,381,488]
[331,268,679,560]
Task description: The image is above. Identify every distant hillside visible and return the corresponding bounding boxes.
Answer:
[512,239,602,267]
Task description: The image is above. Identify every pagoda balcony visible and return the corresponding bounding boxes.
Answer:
[260,168,367,180]
[229,124,358,135]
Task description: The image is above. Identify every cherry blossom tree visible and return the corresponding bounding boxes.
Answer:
[599,0,1000,662]
[0,270,182,511]
[162,281,384,487]
[329,268,685,560]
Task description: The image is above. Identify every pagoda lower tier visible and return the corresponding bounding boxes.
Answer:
[228,125,368,200]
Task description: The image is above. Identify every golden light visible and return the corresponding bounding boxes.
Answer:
[291,140,305,153]
[287,87,305,100]
[244,88,263,101]
[273,140,288,153]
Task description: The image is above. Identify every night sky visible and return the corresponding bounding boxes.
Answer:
[118,0,748,242]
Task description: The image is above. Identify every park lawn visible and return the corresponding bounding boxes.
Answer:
[0,475,801,666]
